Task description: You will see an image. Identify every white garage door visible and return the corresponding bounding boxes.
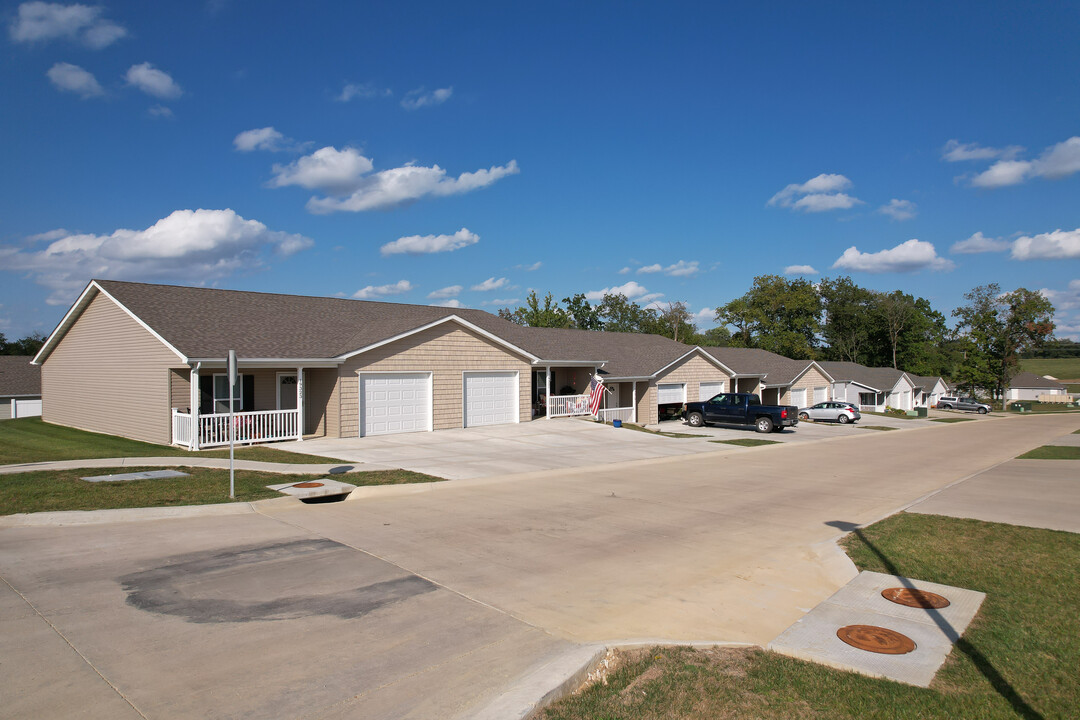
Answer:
[13,399,42,418]
[814,386,828,403]
[657,383,686,404]
[464,372,518,427]
[699,381,725,401]
[791,388,807,408]
[359,373,431,436]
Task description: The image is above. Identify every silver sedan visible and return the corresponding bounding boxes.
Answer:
[798,401,861,424]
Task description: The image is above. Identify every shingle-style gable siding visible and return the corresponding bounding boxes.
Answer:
[41,291,181,444]
[637,353,731,425]
[781,365,831,405]
[339,323,532,435]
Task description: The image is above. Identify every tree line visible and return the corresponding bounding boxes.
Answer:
[0,332,46,356]
[498,275,1056,398]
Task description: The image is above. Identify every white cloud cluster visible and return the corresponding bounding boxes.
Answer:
[694,307,717,323]
[0,209,312,305]
[1012,228,1080,260]
[433,298,465,308]
[381,228,479,256]
[783,264,819,275]
[234,127,303,152]
[583,280,661,302]
[877,198,917,221]
[401,86,453,110]
[961,136,1080,188]
[832,239,954,274]
[942,139,1023,163]
[125,62,182,99]
[353,280,413,300]
[768,174,863,212]
[950,231,1011,255]
[427,285,462,299]
[9,1,126,48]
[637,260,699,277]
[515,261,542,271]
[471,277,508,291]
[336,82,391,102]
[46,61,102,97]
[269,146,519,213]
[1040,279,1080,341]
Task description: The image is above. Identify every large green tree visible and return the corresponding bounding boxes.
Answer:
[820,277,877,364]
[952,284,1055,398]
[715,275,822,359]
[596,293,662,334]
[497,291,570,328]
[0,331,46,356]
[562,293,604,331]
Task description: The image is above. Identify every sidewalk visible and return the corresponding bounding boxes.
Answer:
[0,456,395,476]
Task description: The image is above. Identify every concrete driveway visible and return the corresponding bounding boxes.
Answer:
[2,413,1075,719]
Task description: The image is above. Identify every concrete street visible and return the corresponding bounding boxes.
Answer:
[2,412,1077,718]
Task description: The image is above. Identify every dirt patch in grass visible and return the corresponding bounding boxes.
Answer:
[857,425,899,431]
[709,438,781,447]
[0,466,444,515]
[1017,445,1080,460]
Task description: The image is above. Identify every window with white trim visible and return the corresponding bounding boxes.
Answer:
[213,374,247,413]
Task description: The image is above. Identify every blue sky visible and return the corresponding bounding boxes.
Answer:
[2,1,1079,341]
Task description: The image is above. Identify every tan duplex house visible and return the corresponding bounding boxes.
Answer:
[33,280,745,448]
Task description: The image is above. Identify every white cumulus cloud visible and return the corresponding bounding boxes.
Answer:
[694,307,717,323]
[878,199,917,221]
[637,260,699,277]
[950,231,1011,254]
[234,127,302,152]
[125,62,182,100]
[46,62,102,98]
[427,285,462,299]
[271,147,518,213]
[768,173,863,212]
[942,139,1023,162]
[583,280,654,301]
[783,264,819,275]
[471,277,508,291]
[968,136,1080,188]
[433,298,465,308]
[515,261,542,271]
[401,86,452,110]
[9,1,126,48]
[380,227,479,256]
[1011,228,1080,260]
[832,239,954,274]
[353,280,413,300]
[336,82,391,102]
[0,209,312,306]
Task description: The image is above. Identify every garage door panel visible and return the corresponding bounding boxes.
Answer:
[699,381,725,401]
[360,373,430,436]
[657,383,686,404]
[464,372,517,427]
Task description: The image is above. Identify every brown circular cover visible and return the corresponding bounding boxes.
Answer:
[836,625,917,654]
[291,482,325,488]
[881,587,951,609]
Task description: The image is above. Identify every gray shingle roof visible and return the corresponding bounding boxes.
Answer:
[1009,371,1066,390]
[818,361,909,392]
[703,347,812,385]
[0,356,41,396]
[86,280,704,378]
[909,374,945,391]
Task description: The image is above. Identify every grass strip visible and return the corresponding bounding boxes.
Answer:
[931,418,974,423]
[0,417,338,465]
[541,513,1080,720]
[858,425,899,431]
[709,438,780,447]
[0,466,444,516]
[1017,445,1080,460]
[614,422,707,439]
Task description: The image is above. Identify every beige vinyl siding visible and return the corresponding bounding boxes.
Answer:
[636,383,657,425]
[170,369,190,410]
[305,368,336,437]
[780,365,831,405]
[0,398,10,421]
[41,291,182,445]
[339,324,531,436]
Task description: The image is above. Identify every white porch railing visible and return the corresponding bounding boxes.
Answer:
[859,405,877,412]
[597,406,634,423]
[547,394,592,418]
[172,408,300,448]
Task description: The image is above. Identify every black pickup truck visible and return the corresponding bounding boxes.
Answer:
[682,392,799,433]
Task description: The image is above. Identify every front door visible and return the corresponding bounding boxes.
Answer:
[278,373,298,410]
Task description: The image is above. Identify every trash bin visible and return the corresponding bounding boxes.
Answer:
[916,406,928,417]
[613,419,622,428]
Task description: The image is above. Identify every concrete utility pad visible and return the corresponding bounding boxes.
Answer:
[267,477,357,499]
[769,571,985,687]
[81,469,189,482]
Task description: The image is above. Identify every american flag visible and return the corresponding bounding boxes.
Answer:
[587,374,606,416]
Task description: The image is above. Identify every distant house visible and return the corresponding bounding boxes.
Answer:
[909,375,950,408]
[33,280,754,448]
[0,355,42,420]
[1007,372,1068,402]
[705,347,834,407]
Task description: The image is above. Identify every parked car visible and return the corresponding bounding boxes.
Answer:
[936,396,990,414]
[683,392,798,433]
[799,401,861,424]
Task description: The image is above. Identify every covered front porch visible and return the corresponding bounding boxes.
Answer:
[170,361,337,449]
[530,365,638,422]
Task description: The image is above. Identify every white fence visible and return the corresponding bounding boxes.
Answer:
[172,408,300,448]
[597,406,635,423]
[547,394,592,418]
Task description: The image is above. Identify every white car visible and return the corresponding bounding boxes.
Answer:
[798,401,861,424]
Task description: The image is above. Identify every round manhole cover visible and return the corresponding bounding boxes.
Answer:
[836,625,916,654]
[882,587,950,609]
[292,482,325,488]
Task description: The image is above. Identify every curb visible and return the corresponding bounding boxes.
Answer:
[0,495,301,527]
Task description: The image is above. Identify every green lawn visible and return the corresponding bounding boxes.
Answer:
[930,418,974,423]
[858,425,899,431]
[0,466,444,516]
[708,438,780,447]
[0,417,339,465]
[1017,445,1080,460]
[541,513,1079,720]
[613,422,708,439]
[1019,357,1080,380]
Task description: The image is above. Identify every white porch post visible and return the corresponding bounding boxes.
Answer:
[188,363,200,451]
[545,366,551,417]
[296,366,304,441]
[632,381,637,423]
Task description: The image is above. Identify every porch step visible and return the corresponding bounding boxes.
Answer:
[266,478,357,501]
